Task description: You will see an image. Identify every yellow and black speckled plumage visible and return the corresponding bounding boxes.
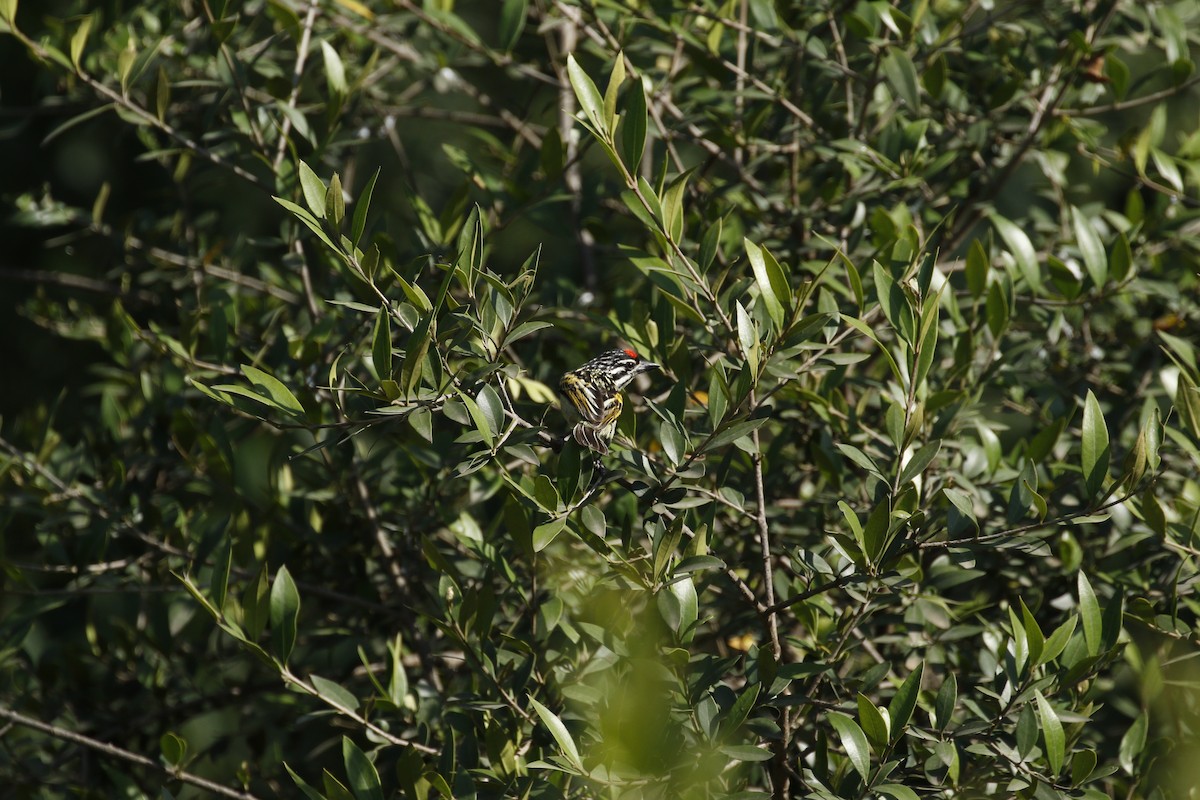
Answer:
[559,348,658,454]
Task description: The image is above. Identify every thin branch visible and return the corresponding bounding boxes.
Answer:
[1063,72,1200,117]
[734,0,748,165]
[272,0,321,171]
[279,669,439,754]
[7,28,267,191]
[547,12,597,293]
[0,706,262,800]
[0,267,158,303]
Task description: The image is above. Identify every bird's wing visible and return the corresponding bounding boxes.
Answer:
[560,371,606,425]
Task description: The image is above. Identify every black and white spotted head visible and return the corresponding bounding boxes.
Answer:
[577,348,660,390]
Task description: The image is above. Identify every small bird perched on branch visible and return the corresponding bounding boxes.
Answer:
[559,348,659,454]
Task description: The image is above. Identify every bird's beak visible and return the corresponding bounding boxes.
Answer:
[640,361,660,373]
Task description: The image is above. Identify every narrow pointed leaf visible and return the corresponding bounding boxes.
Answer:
[1078,572,1102,656]
[745,238,786,331]
[350,168,380,246]
[1071,206,1107,288]
[827,711,871,781]
[342,736,384,800]
[298,161,327,218]
[529,696,583,772]
[1036,691,1065,774]
[1081,390,1110,498]
[888,662,923,738]
[566,55,606,137]
[989,212,1040,290]
[270,565,300,663]
[372,310,392,381]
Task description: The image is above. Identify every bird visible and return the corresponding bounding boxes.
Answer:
[559,348,660,454]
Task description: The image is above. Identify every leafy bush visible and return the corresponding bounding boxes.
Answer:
[3,1,1200,798]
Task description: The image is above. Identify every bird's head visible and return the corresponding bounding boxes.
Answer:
[605,347,659,389]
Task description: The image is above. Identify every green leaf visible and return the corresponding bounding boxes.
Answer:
[1101,589,1123,652]
[1020,598,1045,666]
[898,440,941,486]
[877,785,920,800]
[888,661,923,738]
[0,0,18,25]
[210,537,232,615]
[1078,572,1102,656]
[457,390,494,448]
[400,318,432,398]
[321,41,347,99]
[1081,390,1110,499]
[1151,147,1183,192]
[838,500,865,551]
[914,300,940,389]
[857,693,890,747]
[861,500,891,565]
[660,171,690,242]
[721,682,761,737]
[1035,690,1065,775]
[242,365,304,416]
[989,212,1040,291]
[285,763,328,800]
[704,415,770,453]
[298,161,327,218]
[1110,230,1133,282]
[985,278,1009,337]
[1071,206,1107,288]
[1071,749,1097,786]
[872,259,905,336]
[387,635,408,706]
[736,301,759,375]
[372,310,392,381]
[935,672,956,730]
[117,39,136,93]
[1039,615,1077,666]
[719,744,772,761]
[342,736,384,800]
[532,518,566,552]
[270,565,300,663]
[350,168,379,246]
[160,731,187,766]
[620,74,647,171]
[528,696,583,772]
[1016,703,1038,759]
[663,575,698,639]
[312,674,359,712]
[242,564,270,641]
[827,711,871,781]
[965,239,989,298]
[1144,405,1162,471]
[70,14,93,69]
[674,555,726,574]
[1119,711,1147,774]
[882,48,920,108]
[498,0,528,50]
[603,52,625,131]
[477,384,505,439]
[155,66,170,121]
[566,54,606,140]
[745,238,789,331]
[273,196,338,251]
[326,171,345,230]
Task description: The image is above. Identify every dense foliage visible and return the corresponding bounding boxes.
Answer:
[3,0,1200,798]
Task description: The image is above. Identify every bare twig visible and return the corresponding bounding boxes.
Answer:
[272,0,321,171]
[0,706,262,800]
